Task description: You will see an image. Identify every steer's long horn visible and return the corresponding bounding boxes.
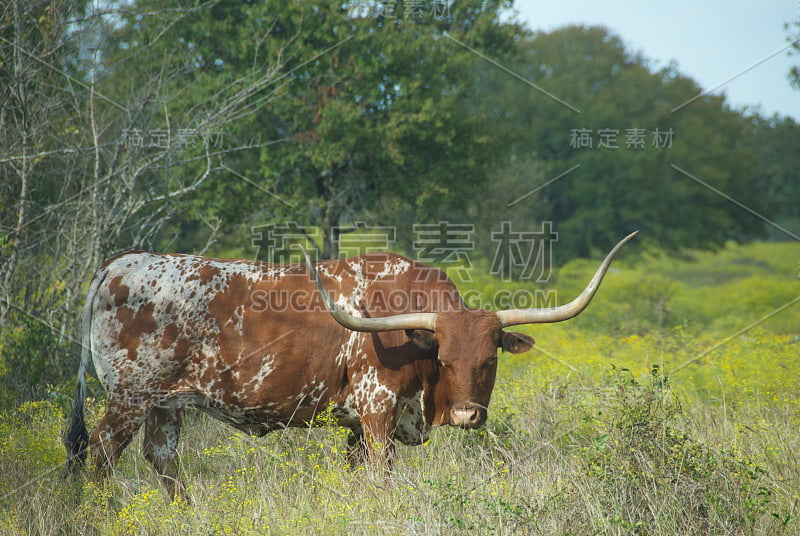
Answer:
[301,247,437,332]
[496,231,638,327]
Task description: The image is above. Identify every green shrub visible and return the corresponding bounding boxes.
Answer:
[0,318,77,409]
[560,366,781,533]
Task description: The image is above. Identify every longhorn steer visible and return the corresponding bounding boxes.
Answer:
[64,232,636,497]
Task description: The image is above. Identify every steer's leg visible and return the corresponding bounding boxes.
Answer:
[89,397,149,484]
[359,413,395,474]
[346,428,368,467]
[143,406,186,501]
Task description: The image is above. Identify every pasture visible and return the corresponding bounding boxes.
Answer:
[0,241,798,535]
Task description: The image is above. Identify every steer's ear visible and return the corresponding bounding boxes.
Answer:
[406,329,438,353]
[500,331,534,354]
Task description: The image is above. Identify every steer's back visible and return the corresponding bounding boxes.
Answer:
[88,251,321,413]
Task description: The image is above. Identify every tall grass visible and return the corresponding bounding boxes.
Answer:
[1,364,796,534]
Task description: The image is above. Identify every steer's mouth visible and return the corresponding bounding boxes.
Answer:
[449,404,487,429]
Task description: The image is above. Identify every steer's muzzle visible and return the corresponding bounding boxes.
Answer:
[449,404,487,428]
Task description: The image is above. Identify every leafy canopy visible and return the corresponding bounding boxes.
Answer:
[101,0,523,258]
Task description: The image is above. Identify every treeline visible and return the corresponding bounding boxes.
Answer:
[0,0,798,406]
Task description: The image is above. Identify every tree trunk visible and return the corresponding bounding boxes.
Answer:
[321,209,341,260]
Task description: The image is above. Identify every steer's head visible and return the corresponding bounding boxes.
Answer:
[411,309,534,428]
[303,232,636,429]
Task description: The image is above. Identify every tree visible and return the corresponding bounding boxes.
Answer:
[469,25,766,258]
[745,114,800,239]
[0,0,289,403]
[100,0,523,259]
[0,0,89,328]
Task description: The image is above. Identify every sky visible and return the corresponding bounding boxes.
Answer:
[511,0,800,121]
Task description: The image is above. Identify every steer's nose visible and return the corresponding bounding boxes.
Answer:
[450,404,487,428]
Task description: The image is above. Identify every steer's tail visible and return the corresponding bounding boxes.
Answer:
[63,271,104,473]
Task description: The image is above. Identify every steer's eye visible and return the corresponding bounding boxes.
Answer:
[483,355,498,368]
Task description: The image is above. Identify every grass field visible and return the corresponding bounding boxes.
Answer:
[0,241,798,535]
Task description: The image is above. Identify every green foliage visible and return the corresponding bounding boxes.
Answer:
[0,317,77,408]
[0,400,77,534]
[572,366,777,532]
[789,16,800,90]
[100,0,523,257]
[532,240,799,337]
[745,114,800,240]
[472,25,775,258]
[0,400,66,482]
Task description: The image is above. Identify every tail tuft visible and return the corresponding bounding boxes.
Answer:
[63,267,104,475]
[63,382,88,474]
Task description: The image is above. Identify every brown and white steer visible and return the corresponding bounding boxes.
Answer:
[64,232,636,497]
